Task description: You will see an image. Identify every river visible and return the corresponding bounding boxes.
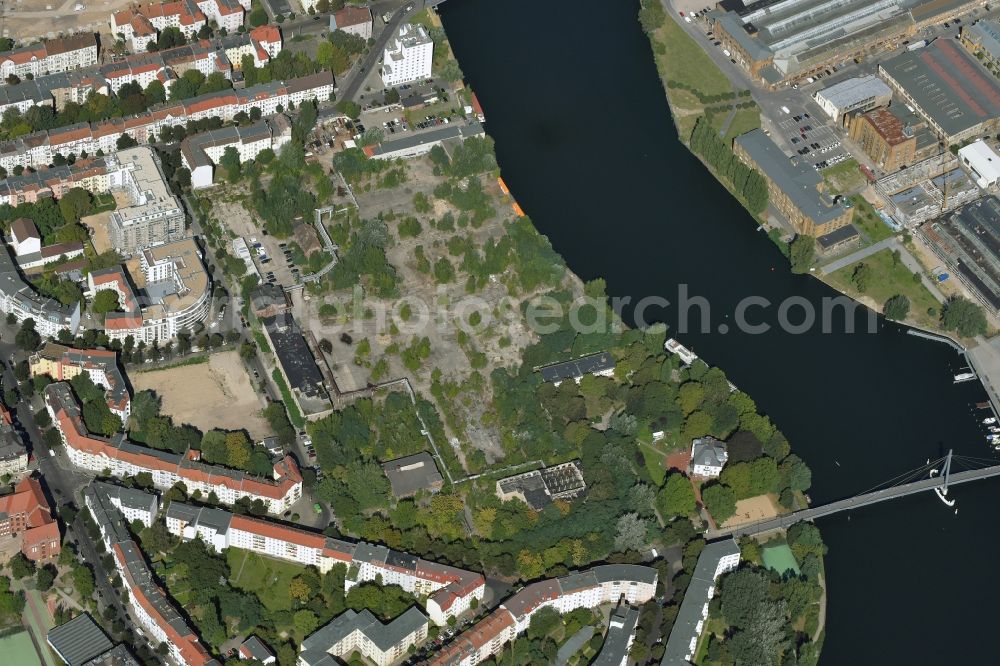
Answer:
[438,0,1000,662]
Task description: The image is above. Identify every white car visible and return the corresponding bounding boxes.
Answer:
[781,106,791,114]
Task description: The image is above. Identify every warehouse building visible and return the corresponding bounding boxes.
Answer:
[733,129,854,237]
[814,76,892,123]
[960,19,1000,68]
[879,39,1000,145]
[847,107,917,172]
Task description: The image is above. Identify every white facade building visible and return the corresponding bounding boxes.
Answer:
[959,139,1000,189]
[381,23,433,87]
[690,436,728,478]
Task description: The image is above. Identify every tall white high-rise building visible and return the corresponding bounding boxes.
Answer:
[381,23,433,87]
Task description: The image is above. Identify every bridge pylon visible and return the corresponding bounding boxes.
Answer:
[942,449,952,496]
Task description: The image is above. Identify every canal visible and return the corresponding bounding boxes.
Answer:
[438,0,1000,662]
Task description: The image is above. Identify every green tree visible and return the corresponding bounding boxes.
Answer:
[249,8,268,27]
[789,235,815,274]
[701,483,736,523]
[293,609,319,634]
[851,262,874,293]
[657,473,696,517]
[220,146,241,183]
[941,296,988,338]
[15,319,40,351]
[91,289,121,315]
[57,187,93,224]
[883,294,910,321]
[8,553,34,579]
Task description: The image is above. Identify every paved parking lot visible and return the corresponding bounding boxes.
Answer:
[776,113,846,168]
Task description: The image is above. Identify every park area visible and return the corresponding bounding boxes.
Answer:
[823,247,941,329]
[130,351,271,439]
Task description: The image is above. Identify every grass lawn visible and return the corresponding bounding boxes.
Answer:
[651,17,731,99]
[723,105,762,141]
[850,195,894,243]
[227,549,305,612]
[824,248,941,329]
[821,159,866,195]
[639,442,668,486]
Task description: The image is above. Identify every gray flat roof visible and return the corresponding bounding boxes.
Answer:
[817,223,860,249]
[370,121,485,157]
[165,501,233,534]
[381,452,443,497]
[82,644,140,666]
[592,605,640,666]
[966,20,1000,61]
[47,614,114,666]
[880,39,1000,138]
[814,76,892,111]
[734,129,848,225]
[301,607,427,657]
[538,351,615,383]
[662,539,740,665]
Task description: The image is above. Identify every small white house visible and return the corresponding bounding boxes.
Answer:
[690,437,728,478]
[959,139,1000,189]
[9,218,41,256]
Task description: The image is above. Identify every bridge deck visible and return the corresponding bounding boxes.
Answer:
[708,464,1000,539]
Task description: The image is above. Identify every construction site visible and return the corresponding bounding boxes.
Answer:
[874,153,982,228]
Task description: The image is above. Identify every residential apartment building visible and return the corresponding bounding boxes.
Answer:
[90,480,159,527]
[47,382,304,514]
[164,501,485,625]
[181,115,291,189]
[6,218,84,271]
[847,107,917,173]
[381,23,433,87]
[83,482,217,666]
[662,539,741,665]
[0,240,80,337]
[0,33,98,82]
[106,147,186,255]
[0,477,61,562]
[733,129,854,237]
[330,6,374,40]
[111,1,208,52]
[593,605,640,666]
[0,405,28,480]
[429,564,657,666]
[30,343,131,421]
[87,238,211,343]
[0,71,333,172]
[299,608,428,666]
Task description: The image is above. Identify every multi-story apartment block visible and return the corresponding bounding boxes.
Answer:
[733,128,854,238]
[430,565,657,666]
[330,6,373,40]
[84,482,217,666]
[662,539,741,665]
[0,240,80,337]
[87,238,210,342]
[300,607,428,666]
[30,343,131,421]
[0,477,61,561]
[0,405,28,480]
[381,23,433,87]
[181,115,291,188]
[90,480,159,527]
[0,71,332,172]
[111,1,208,52]
[105,147,186,255]
[164,501,485,625]
[0,33,98,82]
[48,383,303,514]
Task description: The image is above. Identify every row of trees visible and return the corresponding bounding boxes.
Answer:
[690,117,769,215]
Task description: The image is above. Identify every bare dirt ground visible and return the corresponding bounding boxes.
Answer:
[130,350,272,439]
[1,0,125,42]
[80,210,111,254]
[721,494,781,529]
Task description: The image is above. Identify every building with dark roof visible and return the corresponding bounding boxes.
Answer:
[237,636,275,664]
[82,644,141,666]
[592,605,640,666]
[495,460,586,510]
[816,224,861,254]
[537,351,615,386]
[690,437,729,478]
[880,38,1000,144]
[47,613,114,666]
[734,129,854,237]
[0,238,80,337]
[662,539,741,666]
[299,607,428,666]
[921,196,1000,314]
[261,313,330,417]
[367,122,485,160]
[429,564,657,666]
[382,452,444,497]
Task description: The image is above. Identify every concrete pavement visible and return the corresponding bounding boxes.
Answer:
[819,237,897,275]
